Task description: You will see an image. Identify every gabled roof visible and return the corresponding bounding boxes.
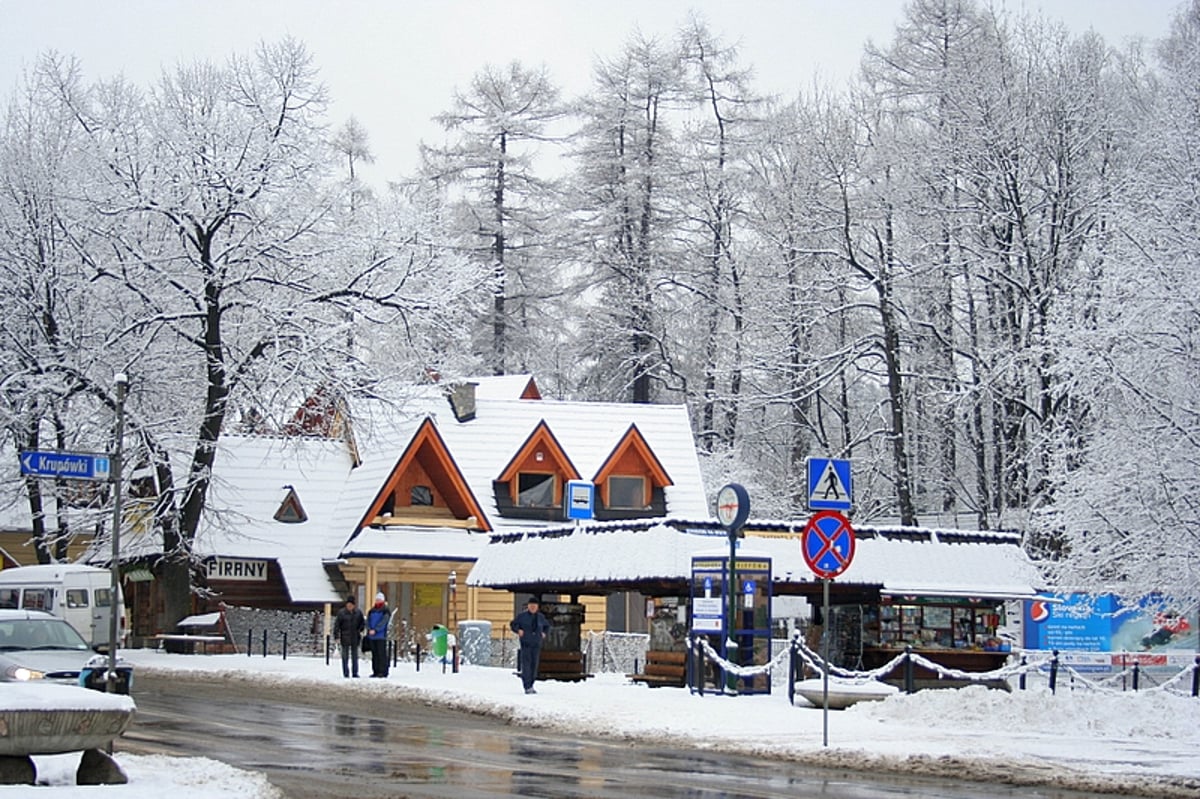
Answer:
[496,420,580,484]
[331,390,708,551]
[592,423,673,487]
[93,435,355,603]
[471,374,541,400]
[349,417,490,536]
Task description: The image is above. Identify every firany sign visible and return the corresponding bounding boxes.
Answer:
[206,558,269,582]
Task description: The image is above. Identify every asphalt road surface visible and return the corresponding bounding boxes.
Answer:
[120,673,1109,799]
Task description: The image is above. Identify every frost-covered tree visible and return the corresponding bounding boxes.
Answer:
[31,39,487,627]
[421,61,565,376]
[1042,1,1200,600]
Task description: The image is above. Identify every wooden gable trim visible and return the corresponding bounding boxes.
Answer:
[520,377,542,400]
[273,486,308,523]
[496,420,581,484]
[356,417,491,533]
[592,423,673,507]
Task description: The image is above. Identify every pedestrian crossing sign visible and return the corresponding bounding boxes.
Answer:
[806,457,852,511]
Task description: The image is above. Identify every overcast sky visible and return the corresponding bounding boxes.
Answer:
[0,0,1184,184]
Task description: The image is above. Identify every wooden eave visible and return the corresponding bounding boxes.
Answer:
[357,417,492,533]
[592,423,673,488]
[495,420,581,484]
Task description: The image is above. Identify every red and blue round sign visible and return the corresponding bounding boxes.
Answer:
[802,510,856,579]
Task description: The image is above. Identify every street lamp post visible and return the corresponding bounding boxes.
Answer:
[107,373,128,694]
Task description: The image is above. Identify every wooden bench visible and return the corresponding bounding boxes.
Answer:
[154,633,228,654]
[629,650,687,688]
[536,649,590,681]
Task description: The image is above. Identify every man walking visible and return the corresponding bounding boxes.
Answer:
[510,596,550,694]
[365,592,390,678]
[332,595,365,678]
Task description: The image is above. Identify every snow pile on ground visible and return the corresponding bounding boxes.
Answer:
[9,752,279,797]
[8,649,1199,797]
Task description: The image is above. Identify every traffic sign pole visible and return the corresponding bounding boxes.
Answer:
[822,577,830,747]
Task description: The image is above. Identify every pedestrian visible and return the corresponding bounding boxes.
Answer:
[332,595,365,678]
[365,592,390,678]
[510,596,550,694]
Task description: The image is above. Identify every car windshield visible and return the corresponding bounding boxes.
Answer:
[0,618,89,651]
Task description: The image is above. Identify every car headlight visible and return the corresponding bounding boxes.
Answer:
[5,665,44,681]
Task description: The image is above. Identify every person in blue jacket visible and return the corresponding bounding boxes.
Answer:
[365,592,390,678]
[510,596,550,694]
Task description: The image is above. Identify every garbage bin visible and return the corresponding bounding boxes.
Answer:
[430,624,449,659]
[457,620,492,666]
[79,654,134,695]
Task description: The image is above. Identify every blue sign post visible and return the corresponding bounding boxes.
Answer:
[19,450,111,482]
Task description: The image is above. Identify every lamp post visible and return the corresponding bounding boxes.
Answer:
[107,373,128,694]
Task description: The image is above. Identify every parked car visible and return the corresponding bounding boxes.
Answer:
[0,609,107,685]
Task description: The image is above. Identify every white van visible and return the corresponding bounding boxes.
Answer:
[0,564,125,650]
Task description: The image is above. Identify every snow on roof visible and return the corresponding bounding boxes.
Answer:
[467,374,538,400]
[193,435,354,603]
[339,526,489,561]
[95,435,355,603]
[467,519,1043,599]
[333,391,709,553]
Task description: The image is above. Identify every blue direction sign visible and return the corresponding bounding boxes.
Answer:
[19,451,111,482]
[806,457,852,511]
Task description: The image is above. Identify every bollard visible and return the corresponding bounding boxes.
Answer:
[1132,662,1140,691]
[697,641,706,697]
[1019,654,1027,691]
[261,628,268,658]
[248,628,253,657]
[325,634,330,666]
[282,631,288,661]
[1192,656,1199,697]
[414,641,422,671]
[903,646,914,694]
[787,641,796,706]
[1049,650,1059,694]
[452,644,459,674]
[634,656,640,675]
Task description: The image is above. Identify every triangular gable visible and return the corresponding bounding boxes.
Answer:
[519,377,541,400]
[355,418,491,533]
[496,420,581,485]
[592,424,673,507]
[273,486,308,523]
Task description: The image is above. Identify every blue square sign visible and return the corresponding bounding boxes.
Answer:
[806,457,852,511]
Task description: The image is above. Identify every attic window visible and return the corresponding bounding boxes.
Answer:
[274,486,308,523]
[608,476,647,509]
[517,473,556,507]
[411,485,433,506]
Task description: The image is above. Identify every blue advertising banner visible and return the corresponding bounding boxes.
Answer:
[1024,593,1197,655]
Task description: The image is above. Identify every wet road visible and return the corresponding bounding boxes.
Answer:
[121,674,1106,799]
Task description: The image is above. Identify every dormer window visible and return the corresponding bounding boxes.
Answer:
[517,473,556,507]
[494,421,580,520]
[607,475,648,509]
[411,485,433,506]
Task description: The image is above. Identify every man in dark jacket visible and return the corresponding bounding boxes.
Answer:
[365,592,390,678]
[332,595,365,678]
[510,596,550,694]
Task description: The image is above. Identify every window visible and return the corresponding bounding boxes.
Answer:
[517,473,555,507]
[0,589,17,609]
[608,476,647,509]
[411,485,433,506]
[66,589,89,609]
[22,588,52,611]
[95,588,113,608]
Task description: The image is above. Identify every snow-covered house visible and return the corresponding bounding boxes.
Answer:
[92,375,710,641]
